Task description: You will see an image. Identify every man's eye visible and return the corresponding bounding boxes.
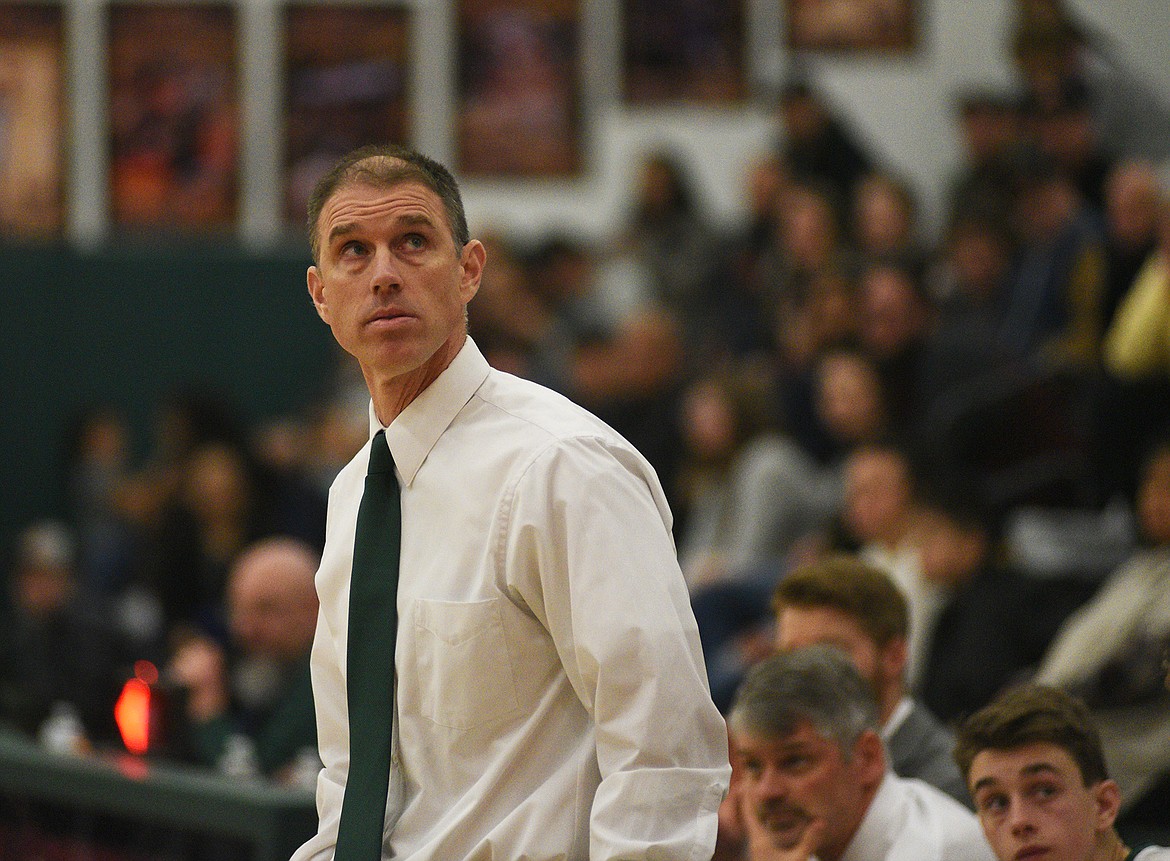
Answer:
[1029,782,1058,800]
[340,241,367,256]
[403,234,426,250]
[977,793,1008,814]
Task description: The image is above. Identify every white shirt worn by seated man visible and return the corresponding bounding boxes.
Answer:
[838,771,996,861]
[291,338,731,861]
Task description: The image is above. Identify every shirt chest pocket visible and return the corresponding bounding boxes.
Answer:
[412,597,522,731]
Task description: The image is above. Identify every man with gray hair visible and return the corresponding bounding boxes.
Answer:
[722,645,994,861]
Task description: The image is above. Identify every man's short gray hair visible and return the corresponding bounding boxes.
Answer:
[728,645,881,758]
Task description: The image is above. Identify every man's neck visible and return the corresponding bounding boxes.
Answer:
[368,332,466,425]
[1087,831,1130,861]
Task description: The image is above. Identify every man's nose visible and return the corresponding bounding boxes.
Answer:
[370,247,402,291]
[1007,798,1036,836]
[753,766,790,803]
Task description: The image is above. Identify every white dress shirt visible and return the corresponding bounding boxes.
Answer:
[838,772,994,861]
[291,338,730,861]
[1135,847,1170,860]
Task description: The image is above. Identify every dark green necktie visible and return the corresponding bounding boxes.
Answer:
[335,430,400,861]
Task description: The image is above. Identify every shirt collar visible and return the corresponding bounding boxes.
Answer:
[840,772,897,861]
[366,336,490,487]
[881,696,914,741]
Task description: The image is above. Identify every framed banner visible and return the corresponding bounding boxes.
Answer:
[283,3,412,226]
[107,3,239,231]
[785,0,917,53]
[0,3,65,238]
[456,0,582,177]
[622,0,746,105]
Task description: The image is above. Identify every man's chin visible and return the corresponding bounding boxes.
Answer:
[760,813,810,850]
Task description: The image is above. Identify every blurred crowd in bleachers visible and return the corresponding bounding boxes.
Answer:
[3,0,1170,840]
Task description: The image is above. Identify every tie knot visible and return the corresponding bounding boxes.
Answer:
[367,431,396,476]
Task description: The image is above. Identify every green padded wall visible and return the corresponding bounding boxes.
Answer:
[2,242,338,562]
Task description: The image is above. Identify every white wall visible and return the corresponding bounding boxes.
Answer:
[1070,0,1170,96]
[461,0,1169,247]
[61,0,1168,248]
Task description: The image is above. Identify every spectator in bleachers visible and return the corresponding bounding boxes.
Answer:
[1096,186,1170,502]
[114,387,249,542]
[919,212,1023,408]
[465,230,554,382]
[850,171,927,271]
[828,439,944,692]
[774,76,877,228]
[912,482,1092,725]
[59,403,139,601]
[1001,161,1106,369]
[618,148,722,361]
[1101,159,1163,331]
[1010,5,1170,162]
[523,233,666,397]
[1024,77,1113,213]
[947,89,1027,226]
[140,435,325,644]
[674,364,840,594]
[1033,437,1170,840]
[788,342,888,468]
[523,233,691,514]
[718,645,993,861]
[165,536,319,784]
[142,439,262,641]
[770,272,863,464]
[794,269,861,368]
[685,348,886,713]
[298,394,370,499]
[0,520,127,749]
[720,152,794,359]
[856,258,934,438]
[756,182,854,346]
[772,554,970,804]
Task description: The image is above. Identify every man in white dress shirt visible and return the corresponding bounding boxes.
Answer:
[771,554,969,805]
[725,645,994,861]
[290,143,730,861]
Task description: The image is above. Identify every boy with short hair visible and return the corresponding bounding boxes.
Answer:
[954,684,1170,861]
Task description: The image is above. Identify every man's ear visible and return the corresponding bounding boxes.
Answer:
[1092,779,1122,832]
[879,636,908,687]
[459,239,486,304]
[853,728,886,788]
[307,266,329,322]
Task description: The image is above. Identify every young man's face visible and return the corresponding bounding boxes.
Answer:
[774,606,903,719]
[967,742,1120,861]
[734,719,881,861]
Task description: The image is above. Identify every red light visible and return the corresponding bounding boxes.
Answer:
[134,660,159,686]
[115,678,151,755]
